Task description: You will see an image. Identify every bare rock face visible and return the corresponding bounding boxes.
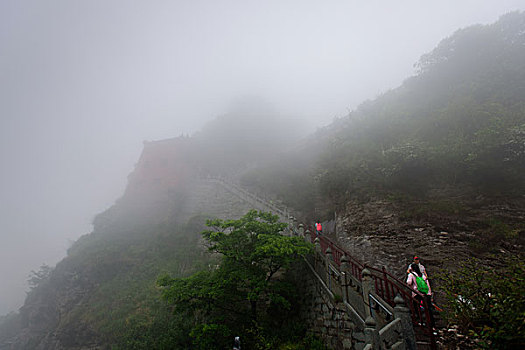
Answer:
[334,195,524,288]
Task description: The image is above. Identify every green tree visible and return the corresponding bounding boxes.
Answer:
[27,264,53,290]
[157,210,312,349]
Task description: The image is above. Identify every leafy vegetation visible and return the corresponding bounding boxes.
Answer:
[242,12,525,214]
[47,214,209,348]
[27,264,53,290]
[439,255,525,349]
[157,210,315,349]
[318,12,524,201]
[0,312,21,343]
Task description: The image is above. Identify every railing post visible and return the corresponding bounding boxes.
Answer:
[325,246,333,262]
[298,223,304,237]
[394,295,416,350]
[325,246,333,291]
[382,266,391,304]
[361,268,375,319]
[340,255,350,303]
[313,236,322,275]
[305,229,312,243]
[314,237,321,253]
[364,317,380,350]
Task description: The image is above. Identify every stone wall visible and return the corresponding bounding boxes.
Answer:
[291,256,366,350]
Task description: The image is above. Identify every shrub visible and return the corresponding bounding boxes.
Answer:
[439,255,525,349]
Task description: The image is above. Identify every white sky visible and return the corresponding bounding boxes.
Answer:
[1,0,524,314]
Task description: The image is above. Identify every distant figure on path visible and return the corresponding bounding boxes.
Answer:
[233,336,241,350]
[407,256,428,279]
[315,220,322,236]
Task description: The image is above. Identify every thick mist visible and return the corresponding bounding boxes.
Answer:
[1,0,524,315]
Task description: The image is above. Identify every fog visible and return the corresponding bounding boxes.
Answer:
[1,0,524,315]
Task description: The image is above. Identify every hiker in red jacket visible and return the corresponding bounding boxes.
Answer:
[315,220,322,236]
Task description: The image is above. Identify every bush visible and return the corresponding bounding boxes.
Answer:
[439,255,525,349]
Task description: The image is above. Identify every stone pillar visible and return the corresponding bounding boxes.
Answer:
[394,295,416,350]
[325,246,334,262]
[364,317,380,350]
[298,223,304,236]
[313,237,323,275]
[340,255,349,270]
[305,229,312,243]
[361,268,375,319]
[290,217,297,236]
[325,247,334,292]
[340,255,350,303]
[314,237,321,253]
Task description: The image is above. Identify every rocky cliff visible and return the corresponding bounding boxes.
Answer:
[0,136,260,350]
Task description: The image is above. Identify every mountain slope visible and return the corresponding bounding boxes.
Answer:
[242,12,525,216]
[0,140,262,349]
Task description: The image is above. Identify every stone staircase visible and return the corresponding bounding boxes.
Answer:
[199,176,435,350]
[177,180,258,221]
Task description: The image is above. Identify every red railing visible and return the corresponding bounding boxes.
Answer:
[307,225,436,349]
[311,230,364,281]
[366,265,436,347]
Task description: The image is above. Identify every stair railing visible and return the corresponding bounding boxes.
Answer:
[307,225,436,350]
